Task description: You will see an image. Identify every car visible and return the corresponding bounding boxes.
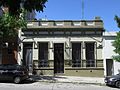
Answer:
[104,73,120,88]
[0,64,29,84]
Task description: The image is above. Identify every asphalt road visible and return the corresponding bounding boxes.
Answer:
[0,82,119,90]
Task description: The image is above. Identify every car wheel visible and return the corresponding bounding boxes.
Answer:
[14,77,21,84]
[115,81,120,88]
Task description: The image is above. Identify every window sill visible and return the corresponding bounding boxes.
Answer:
[65,67,104,70]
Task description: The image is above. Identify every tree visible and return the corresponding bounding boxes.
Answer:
[0,0,47,64]
[0,0,47,16]
[0,0,47,39]
[0,12,26,38]
[115,15,120,28]
[112,16,120,62]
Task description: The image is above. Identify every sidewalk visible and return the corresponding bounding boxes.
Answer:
[30,75,105,85]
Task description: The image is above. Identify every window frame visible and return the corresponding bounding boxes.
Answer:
[38,42,49,67]
[85,42,96,67]
[71,42,82,67]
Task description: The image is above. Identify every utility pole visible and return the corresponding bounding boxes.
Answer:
[82,0,84,19]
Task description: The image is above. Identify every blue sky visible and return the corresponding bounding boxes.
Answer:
[36,0,120,31]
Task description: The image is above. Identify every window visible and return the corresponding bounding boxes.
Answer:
[8,43,13,54]
[39,43,48,67]
[72,43,81,67]
[8,48,13,54]
[85,42,95,67]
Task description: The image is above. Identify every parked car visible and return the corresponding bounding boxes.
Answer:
[0,64,29,84]
[104,73,120,88]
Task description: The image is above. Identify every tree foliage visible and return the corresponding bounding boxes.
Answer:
[115,15,120,28]
[0,0,47,16]
[112,16,120,62]
[0,0,47,39]
[0,12,27,38]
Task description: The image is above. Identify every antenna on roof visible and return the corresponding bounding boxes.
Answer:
[45,15,48,20]
[82,0,84,19]
[45,15,47,19]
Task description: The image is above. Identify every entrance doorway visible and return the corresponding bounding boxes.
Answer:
[106,59,113,76]
[23,43,33,74]
[54,43,64,74]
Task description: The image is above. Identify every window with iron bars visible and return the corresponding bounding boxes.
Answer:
[38,43,48,67]
[85,42,95,67]
[72,43,81,67]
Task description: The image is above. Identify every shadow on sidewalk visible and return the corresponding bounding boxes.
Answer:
[29,75,67,82]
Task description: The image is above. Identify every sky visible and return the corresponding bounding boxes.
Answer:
[36,0,120,31]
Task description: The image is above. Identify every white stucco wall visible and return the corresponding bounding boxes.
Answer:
[103,37,116,59]
[20,30,120,76]
[114,61,120,75]
[103,32,120,76]
[20,36,103,61]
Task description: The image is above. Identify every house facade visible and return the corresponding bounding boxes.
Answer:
[103,32,120,76]
[18,17,105,77]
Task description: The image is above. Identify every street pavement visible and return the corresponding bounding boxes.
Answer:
[0,75,119,90]
[0,82,119,90]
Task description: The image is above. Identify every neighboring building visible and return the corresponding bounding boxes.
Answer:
[0,39,18,64]
[18,17,105,77]
[25,10,36,20]
[0,6,36,20]
[0,7,36,64]
[103,32,120,76]
[0,7,18,64]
